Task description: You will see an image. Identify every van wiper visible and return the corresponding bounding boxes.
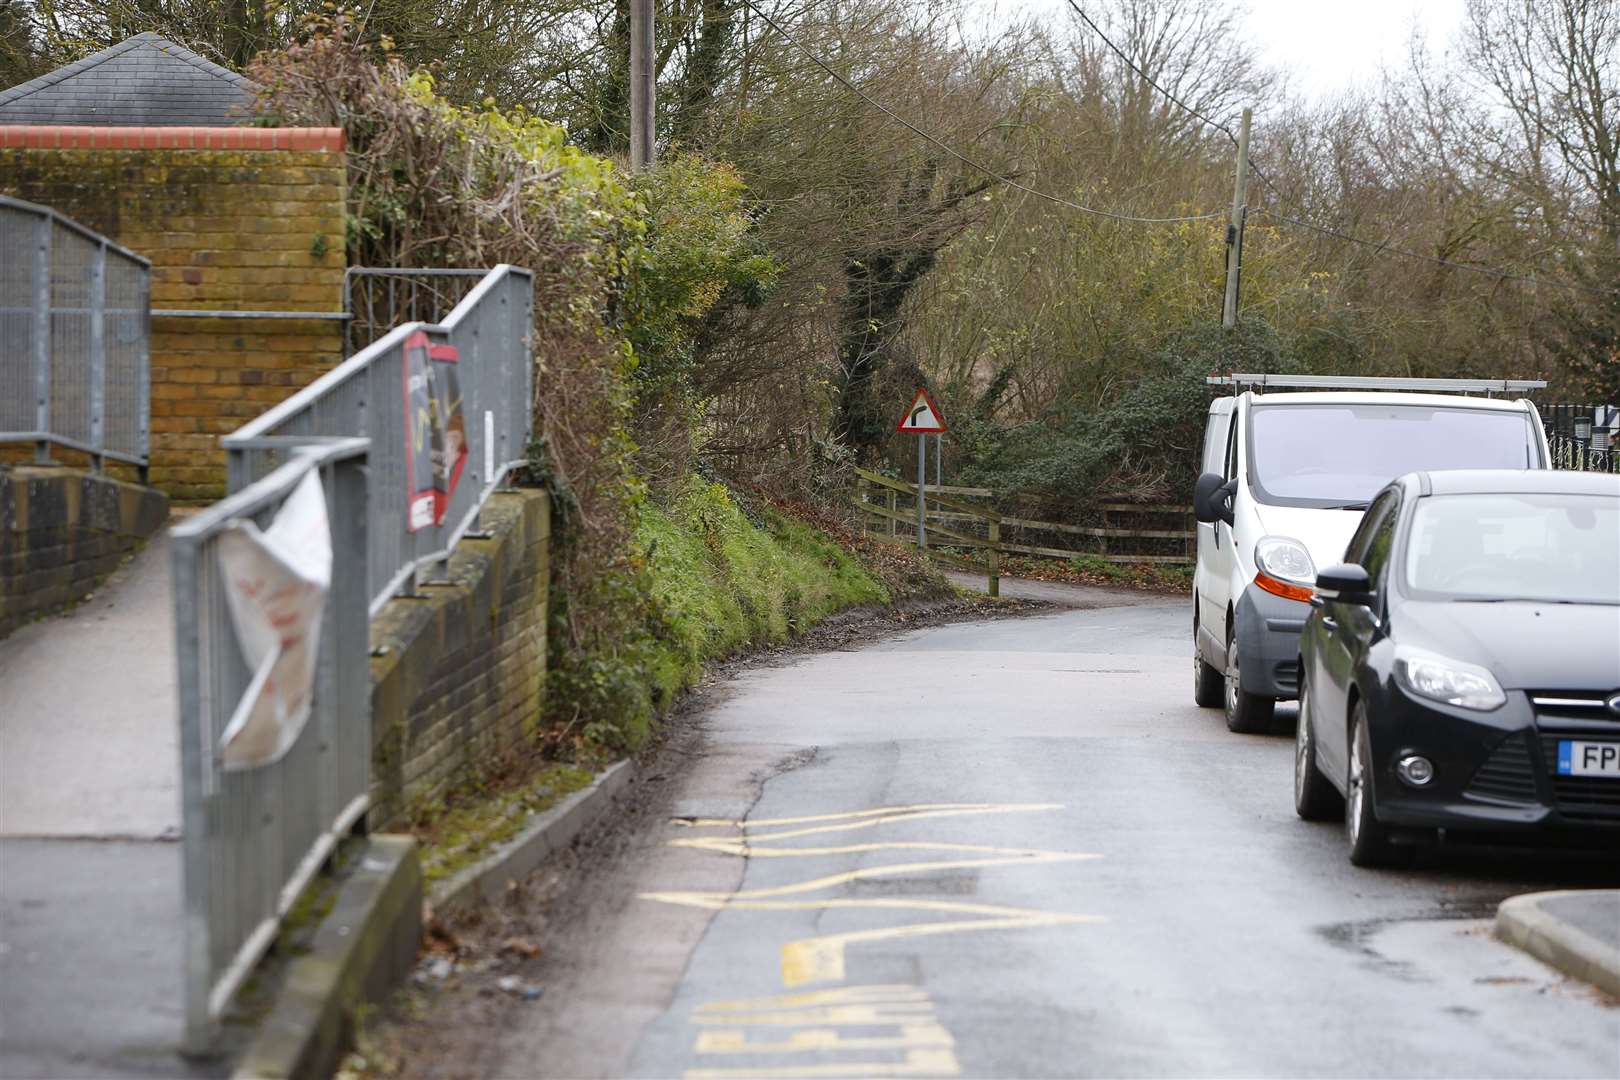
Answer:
[1323,502,1369,510]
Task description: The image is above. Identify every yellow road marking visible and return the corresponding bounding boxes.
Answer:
[715,805,1066,843]
[675,803,1051,829]
[684,1047,962,1079]
[691,1004,938,1027]
[780,911,1096,986]
[644,851,1098,903]
[697,985,928,1011]
[672,838,1084,858]
[695,1023,955,1053]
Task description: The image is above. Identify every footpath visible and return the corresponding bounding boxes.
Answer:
[0,534,203,1078]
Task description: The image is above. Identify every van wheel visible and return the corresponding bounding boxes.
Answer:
[1194,652,1224,708]
[1225,631,1275,734]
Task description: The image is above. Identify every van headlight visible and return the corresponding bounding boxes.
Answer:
[1253,536,1317,603]
[1394,647,1506,711]
[1255,536,1316,584]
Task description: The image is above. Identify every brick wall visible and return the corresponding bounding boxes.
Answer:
[0,129,347,501]
[0,466,169,639]
[367,489,550,830]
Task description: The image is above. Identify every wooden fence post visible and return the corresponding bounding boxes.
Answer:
[988,518,1000,598]
[887,488,897,538]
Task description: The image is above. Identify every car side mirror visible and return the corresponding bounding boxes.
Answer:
[1194,472,1236,526]
[1316,563,1373,606]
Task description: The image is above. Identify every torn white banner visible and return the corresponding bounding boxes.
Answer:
[216,469,333,770]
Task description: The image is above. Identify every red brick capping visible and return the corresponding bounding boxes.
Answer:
[0,126,345,151]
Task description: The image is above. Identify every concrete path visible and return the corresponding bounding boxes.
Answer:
[416,583,1620,1079]
[0,534,197,1078]
[0,534,180,839]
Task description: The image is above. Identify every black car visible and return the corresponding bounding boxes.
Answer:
[1293,469,1620,865]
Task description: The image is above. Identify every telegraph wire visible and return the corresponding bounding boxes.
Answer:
[737,0,1225,225]
[1064,0,1617,299]
[1062,0,1280,200]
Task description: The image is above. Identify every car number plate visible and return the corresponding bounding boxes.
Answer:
[1556,741,1620,778]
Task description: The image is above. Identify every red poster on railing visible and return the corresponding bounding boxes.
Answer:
[402,330,469,532]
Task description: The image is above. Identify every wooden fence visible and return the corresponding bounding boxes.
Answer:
[851,467,1194,587]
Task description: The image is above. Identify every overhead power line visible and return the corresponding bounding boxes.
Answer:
[737,0,1225,225]
[1062,0,1279,200]
[1255,209,1620,298]
[1063,0,1617,300]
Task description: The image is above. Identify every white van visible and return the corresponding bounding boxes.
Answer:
[1191,374,1549,732]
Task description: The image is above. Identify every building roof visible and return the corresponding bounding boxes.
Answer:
[0,33,258,127]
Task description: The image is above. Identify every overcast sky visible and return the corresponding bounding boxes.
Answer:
[1007,0,1471,99]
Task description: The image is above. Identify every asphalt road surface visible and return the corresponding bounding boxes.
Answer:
[450,586,1620,1079]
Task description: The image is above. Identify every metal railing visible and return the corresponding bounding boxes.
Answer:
[1543,403,1620,473]
[0,195,151,473]
[343,267,489,355]
[224,265,535,615]
[170,437,371,1053]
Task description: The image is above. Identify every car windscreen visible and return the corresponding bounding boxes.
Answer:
[1247,404,1539,508]
[1404,493,1620,605]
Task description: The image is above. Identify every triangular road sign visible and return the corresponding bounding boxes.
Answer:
[897,387,947,433]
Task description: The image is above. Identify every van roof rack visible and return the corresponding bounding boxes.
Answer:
[1207,373,1547,395]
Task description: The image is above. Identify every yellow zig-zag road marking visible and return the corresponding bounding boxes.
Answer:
[696,984,928,1012]
[684,1047,961,1079]
[673,803,1063,843]
[645,851,1098,903]
[675,803,1046,829]
[672,838,1083,858]
[695,1022,955,1054]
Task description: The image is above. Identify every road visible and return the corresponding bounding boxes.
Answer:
[414,585,1620,1079]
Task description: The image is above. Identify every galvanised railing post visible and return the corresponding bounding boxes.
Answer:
[89,239,107,473]
[138,260,152,484]
[31,210,51,465]
[171,528,215,1057]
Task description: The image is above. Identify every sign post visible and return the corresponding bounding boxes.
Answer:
[896,388,947,550]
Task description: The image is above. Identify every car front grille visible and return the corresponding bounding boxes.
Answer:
[1463,734,1538,805]
[1538,734,1620,821]
[1530,691,1620,725]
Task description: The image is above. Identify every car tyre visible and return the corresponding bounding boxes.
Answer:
[1294,670,1342,820]
[1346,703,1412,867]
[1224,631,1275,733]
[1194,629,1224,708]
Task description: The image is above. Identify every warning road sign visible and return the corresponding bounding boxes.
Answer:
[897,387,946,433]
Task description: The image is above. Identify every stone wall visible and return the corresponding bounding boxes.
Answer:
[0,127,347,501]
[0,466,169,639]
[367,489,550,830]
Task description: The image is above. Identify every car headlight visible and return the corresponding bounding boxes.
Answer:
[1394,648,1506,711]
[1255,536,1316,584]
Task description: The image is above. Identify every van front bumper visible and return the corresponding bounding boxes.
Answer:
[1234,583,1308,699]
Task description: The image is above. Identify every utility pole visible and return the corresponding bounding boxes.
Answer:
[630,0,656,170]
[1222,107,1252,330]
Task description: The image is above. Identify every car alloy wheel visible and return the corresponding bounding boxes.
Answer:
[1345,704,1410,867]
[1294,674,1342,820]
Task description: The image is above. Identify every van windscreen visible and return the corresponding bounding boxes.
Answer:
[1247,405,1539,508]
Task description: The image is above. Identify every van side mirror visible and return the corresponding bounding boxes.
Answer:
[1193,472,1236,526]
[1316,563,1373,606]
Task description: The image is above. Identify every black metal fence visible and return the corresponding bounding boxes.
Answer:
[1543,403,1619,474]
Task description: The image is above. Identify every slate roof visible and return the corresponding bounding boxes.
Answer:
[0,33,259,126]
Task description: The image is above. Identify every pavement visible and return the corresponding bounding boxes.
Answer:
[399,576,1620,1079]
[0,535,200,1079]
